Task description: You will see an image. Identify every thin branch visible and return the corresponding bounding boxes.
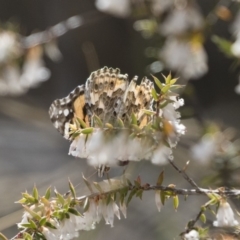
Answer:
[21,11,110,49]
[168,159,200,189]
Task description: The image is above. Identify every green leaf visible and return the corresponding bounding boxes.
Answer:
[136,189,143,200]
[56,192,65,206]
[142,109,156,115]
[22,192,36,203]
[151,75,163,90]
[45,221,57,229]
[169,84,183,90]
[23,232,33,240]
[134,180,141,188]
[76,117,87,128]
[93,182,103,193]
[105,123,113,129]
[20,223,33,228]
[131,124,141,132]
[39,217,47,226]
[23,206,41,221]
[68,179,76,199]
[68,207,82,216]
[28,219,37,229]
[127,188,137,205]
[160,191,165,205]
[82,174,93,193]
[81,127,94,134]
[32,186,39,201]
[117,117,124,127]
[173,195,179,211]
[106,194,112,205]
[131,113,138,125]
[45,186,51,200]
[212,35,234,58]
[93,114,103,127]
[170,78,178,85]
[156,171,164,186]
[165,73,172,84]
[83,197,90,211]
[161,85,171,94]
[151,88,158,101]
[0,233,9,240]
[200,213,206,223]
[16,198,27,204]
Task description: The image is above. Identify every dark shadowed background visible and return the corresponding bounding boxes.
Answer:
[0,0,240,239]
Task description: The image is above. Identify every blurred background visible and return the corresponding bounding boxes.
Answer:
[0,0,240,239]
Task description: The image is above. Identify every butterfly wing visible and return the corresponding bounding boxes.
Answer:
[85,66,129,124]
[49,85,87,139]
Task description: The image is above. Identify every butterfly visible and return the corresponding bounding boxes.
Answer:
[49,67,154,175]
[49,67,154,139]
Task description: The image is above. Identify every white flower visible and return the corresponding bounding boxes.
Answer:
[42,227,62,240]
[119,201,127,218]
[99,199,120,227]
[19,46,50,89]
[213,201,239,227]
[184,229,199,240]
[160,6,203,36]
[191,133,218,163]
[0,30,21,63]
[231,37,240,58]
[160,37,208,80]
[0,45,50,96]
[151,144,172,165]
[95,0,131,18]
[155,190,162,212]
[151,0,174,16]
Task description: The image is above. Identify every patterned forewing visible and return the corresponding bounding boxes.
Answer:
[85,67,129,124]
[49,85,86,139]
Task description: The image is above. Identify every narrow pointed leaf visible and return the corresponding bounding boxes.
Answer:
[83,197,90,211]
[131,113,137,125]
[156,171,164,186]
[82,174,93,193]
[93,115,103,127]
[68,179,76,199]
[151,88,158,101]
[23,206,41,221]
[151,75,163,90]
[45,221,57,229]
[93,182,103,193]
[117,117,124,127]
[81,127,93,134]
[68,208,82,216]
[200,213,206,223]
[32,186,39,201]
[105,123,113,129]
[76,117,87,128]
[127,188,137,205]
[0,233,8,240]
[160,190,165,205]
[173,195,179,211]
[39,217,47,226]
[45,186,51,200]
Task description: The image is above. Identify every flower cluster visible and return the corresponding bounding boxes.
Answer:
[213,200,239,228]
[0,16,82,96]
[17,180,128,240]
[68,74,185,171]
[191,124,239,164]
[0,28,51,96]
[95,0,207,81]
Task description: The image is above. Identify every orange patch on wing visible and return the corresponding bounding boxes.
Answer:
[73,94,89,126]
